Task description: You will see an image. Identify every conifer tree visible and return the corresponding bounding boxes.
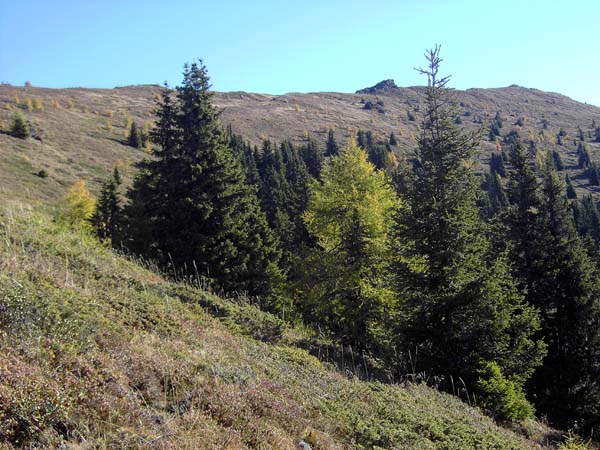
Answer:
[300,142,399,351]
[389,131,398,146]
[91,168,122,244]
[578,142,591,168]
[128,122,141,148]
[587,162,600,186]
[482,170,508,218]
[123,63,280,298]
[300,137,323,179]
[521,157,600,431]
[489,152,506,177]
[551,150,564,171]
[325,128,339,157]
[573,194,600,245]
[565,174,577,199]
[392,48,545,408]
[8,110,29,139]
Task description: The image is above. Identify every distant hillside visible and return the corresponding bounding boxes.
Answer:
[1,82,600,204]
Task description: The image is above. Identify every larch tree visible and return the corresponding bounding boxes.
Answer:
[299,142,399,352]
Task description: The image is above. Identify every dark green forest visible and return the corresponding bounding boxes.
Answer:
[90,49,600,435]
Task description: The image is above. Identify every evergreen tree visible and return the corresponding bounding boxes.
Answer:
[573,194,600,245]
[123,62,280,298]
[482,170,508,218]
[357,130,366,148]
[489,152,506,177]
[552,150,564,171]
[325,128,339,157]
[488,122,500,141]
[128,122,141,148]
[389,131,398,146]
[577,142,591,168]
[8,110,29,139]
[300,142,399,351]
[300,137,323,179]
[392,48,545,406]
[512,157,600,432]
[588,162,600,186]
[565,174,577,199]
[90,168,122,244]
[367,144,393,172]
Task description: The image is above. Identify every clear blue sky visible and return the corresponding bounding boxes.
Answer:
[2,0,599,105]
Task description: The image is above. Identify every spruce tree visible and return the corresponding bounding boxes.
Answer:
[325,128,339,157]
[123,62,280,298]
[565,174,577,199]
[128,122,141,148]
[91,168,122,244]
[489,152,506,177]
[551,150,564,171]
[300,137,323,179]
[510,156,600,432]
[392,48,545,407]
[588,162,600,186]
[389,131,398,146]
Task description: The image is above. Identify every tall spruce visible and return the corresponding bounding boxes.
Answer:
[392,48,545,413]
[123,62,280,298]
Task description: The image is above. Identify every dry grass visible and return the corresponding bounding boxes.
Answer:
[0,204,570,449]
[1,83,600,210]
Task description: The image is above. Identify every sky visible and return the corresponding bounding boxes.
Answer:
[1,0,599,106]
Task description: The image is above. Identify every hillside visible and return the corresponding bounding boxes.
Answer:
[1,82,600,203]
[0,203,563,449]
[1,80,599,449]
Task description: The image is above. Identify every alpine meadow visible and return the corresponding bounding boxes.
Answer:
[2,5,600,447]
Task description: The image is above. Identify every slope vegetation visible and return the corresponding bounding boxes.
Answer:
[1,82,600,204]
[0,204,560,449]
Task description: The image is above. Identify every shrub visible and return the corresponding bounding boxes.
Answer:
[36,169,48,178]
[476,361,534,421]
[8,110,29,139]
[557,434,594,450]
[32,98,44,111]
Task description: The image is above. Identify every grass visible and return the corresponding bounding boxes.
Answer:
[0,204,569,449]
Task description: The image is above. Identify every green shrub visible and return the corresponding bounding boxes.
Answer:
[476,361,534,421]
[36,169,48,178]
[8,110,29,139]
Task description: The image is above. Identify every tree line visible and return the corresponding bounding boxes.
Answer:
[86,52,600,434]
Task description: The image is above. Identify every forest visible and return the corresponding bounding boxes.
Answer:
[65,48,600,436]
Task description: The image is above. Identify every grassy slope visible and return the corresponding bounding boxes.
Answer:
[0,204,560,449]
[2,83,600,207]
